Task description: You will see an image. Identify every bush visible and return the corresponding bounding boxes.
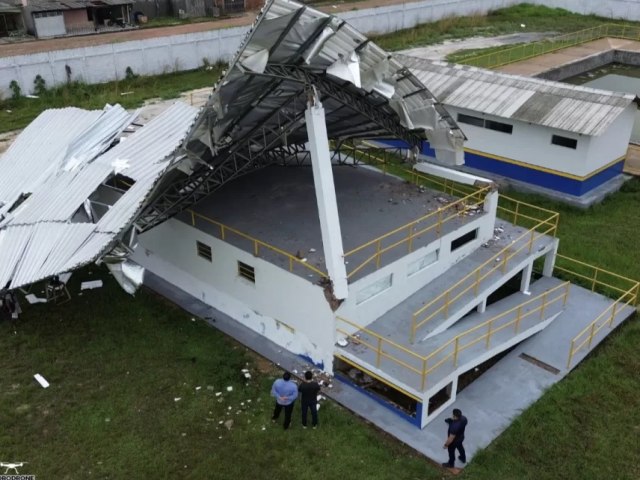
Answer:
[9,80,21,100]
[33,74,47,96]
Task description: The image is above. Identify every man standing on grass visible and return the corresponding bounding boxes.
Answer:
[271,372,298,430]
[298,371,321,429]
[442,408,467,468]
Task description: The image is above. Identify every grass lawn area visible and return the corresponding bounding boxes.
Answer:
[0,66,223,134]
[374,4,628,53]
[0,273,435,480]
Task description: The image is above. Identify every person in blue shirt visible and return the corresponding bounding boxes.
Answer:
[271,372,298,430]
[442,408,468,468]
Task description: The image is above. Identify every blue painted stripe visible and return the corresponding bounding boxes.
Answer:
[334,372,422,427]
[376,139,625,196]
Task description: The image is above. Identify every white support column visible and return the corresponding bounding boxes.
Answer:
[305,91,348,300]
[521,262,533,294]
[543,238,560,277]
[477,297,487,313]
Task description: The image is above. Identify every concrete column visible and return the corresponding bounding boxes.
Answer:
[477,297,487,313]
[521,262,533,294]
[543,238,559,277]
[305,91,349,300]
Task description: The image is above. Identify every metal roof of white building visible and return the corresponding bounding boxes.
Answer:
[0,102,198,290]
[397,55,639,137]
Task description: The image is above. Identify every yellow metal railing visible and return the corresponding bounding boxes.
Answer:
[410,206,559,343]
[560,255,640,368]
[188,210,328,279]
[462,24,640,69]
[338,142,492,279]
[344,184,490,279]
[337,282,570,391]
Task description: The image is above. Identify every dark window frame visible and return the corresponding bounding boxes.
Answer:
[484,119,513,134]
[451,229,478,251]
[551,134,577,149]
[196,241,212,262]
[238,261,255,283]
[457,113,484,127]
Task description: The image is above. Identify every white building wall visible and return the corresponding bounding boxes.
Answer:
[451,106,594,177]
[585,103,636,173]
[337,190,497,330]
[132,218,337,370]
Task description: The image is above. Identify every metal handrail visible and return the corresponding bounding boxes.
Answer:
[462,24,640,69]
[345,186,490,279]
[560,255,640,368]
[410,214,558,342]
[337,283,570,391]
[188,210,328,279]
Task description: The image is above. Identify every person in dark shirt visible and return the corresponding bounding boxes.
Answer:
[442,408,467,468]
[298,370,321,429]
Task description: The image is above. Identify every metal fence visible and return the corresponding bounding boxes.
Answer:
[462,23,640,69]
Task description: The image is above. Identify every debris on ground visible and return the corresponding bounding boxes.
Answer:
[25,294,47,304]
[336,338,349,347]
[174,397,181,402]
[224,419,234,430]
[226,386,233,392]
[80,280,103,290]
[33,374,49,388]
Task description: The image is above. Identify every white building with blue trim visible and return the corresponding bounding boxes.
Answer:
[395,56,639,200]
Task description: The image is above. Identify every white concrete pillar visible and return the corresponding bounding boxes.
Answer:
[521,262,533,293]
[477,297,487,313]
[305,92,349,300]
[543,238,560,277]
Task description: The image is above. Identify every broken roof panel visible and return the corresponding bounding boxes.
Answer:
[0,102,198,290]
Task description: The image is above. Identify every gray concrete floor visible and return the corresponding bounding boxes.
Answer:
[142,264,635,468]
[178,164,484,282]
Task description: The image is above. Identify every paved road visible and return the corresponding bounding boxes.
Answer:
[0,0,406,58]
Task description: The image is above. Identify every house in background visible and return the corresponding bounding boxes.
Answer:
[23,0,133,38]
[394,55,639,205]
[0,0,24,36]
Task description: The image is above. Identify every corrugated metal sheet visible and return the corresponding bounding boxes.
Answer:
[0,102,197,290]
[398,55,637,136]
[188,0,466,167]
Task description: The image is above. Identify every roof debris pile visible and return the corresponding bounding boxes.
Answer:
[0,102,198,292]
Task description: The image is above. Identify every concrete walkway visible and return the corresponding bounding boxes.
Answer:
[497,37,640,77]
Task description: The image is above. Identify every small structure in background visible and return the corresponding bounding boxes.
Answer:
[0,0,25,37]
[22,0,135,38]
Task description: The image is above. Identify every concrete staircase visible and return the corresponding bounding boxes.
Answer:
[336,276,568,396]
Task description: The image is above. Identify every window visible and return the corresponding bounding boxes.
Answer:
[457,113,513,134]
[407,250,439,276]
[485,120,513,134]
[356,274,393,305]
[551,135,577,149]
[196,241,212,262]
[451,229,478,251]
[457,113,484,127]
[238,261,255,283]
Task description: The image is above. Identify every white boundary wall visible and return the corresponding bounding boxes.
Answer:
[2,0,640,97]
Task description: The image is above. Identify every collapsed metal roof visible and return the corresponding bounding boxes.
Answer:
[135,0,465,232]
[0,102,198,291]
[0,0,464,291]
[398,55,639,137]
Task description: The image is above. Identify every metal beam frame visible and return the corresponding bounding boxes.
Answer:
[136,65,426,232]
